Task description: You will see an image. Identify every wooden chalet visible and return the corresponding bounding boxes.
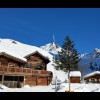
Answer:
[70,71,81,83]
[0,50,52,88]
[24,51,50,70]
[84,71,100,83]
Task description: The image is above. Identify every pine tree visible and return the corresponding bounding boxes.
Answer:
[54,35,80,72]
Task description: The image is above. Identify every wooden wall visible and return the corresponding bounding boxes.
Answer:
[0,75,2,84]
[1,76,24,88]
[0,54,53,88]
[25,75,52,86]
[84,74,100,83]
[70,77,80,83]
[0,70,53,88]
[26,54,47,70]
[0,55,24,67]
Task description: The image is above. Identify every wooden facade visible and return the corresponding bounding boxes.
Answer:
[70,77,81,83]
[84,74,100,83]
[0,51,52,88]
[69,71,81,83]
[24,51,50,70]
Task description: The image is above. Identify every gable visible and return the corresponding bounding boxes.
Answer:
[24,51,50,64]
[84,71,100,79]
[0,52,26,64]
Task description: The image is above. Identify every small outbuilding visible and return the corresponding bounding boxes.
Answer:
[84,71,100,83]
[70,71,81,83]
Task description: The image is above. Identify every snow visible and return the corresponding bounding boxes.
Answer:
[1,38,100,92]
[40,43,62,54]
[0,39,52,60]
[0,38,62,79]
[1,83,100,92]
[70,71,81,77]
[23,85,30,88]
[0,38,53,68]
[79,58,100,76]
[84,71,100,78]
[79,48,100,76]
[0,38,67,81]
[0,49,27,62]
[53,70,68,82]
[94,48,100,52]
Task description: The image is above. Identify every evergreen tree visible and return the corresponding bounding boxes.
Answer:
[54,35,80,72]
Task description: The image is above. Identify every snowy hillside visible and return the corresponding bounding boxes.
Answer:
[80,48,100,59]
[0,38,67,82]
[41,43,100,77]
[79,48,100,76]
[40,43,62,54]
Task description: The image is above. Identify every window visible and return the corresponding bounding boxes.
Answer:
[95,79,97,82]
[91,78,95,82]
[29,56,34,59]
[8,63,15,67]
[34,60,38,62]
[89,79,91,82]
[34,63,43,70]
[38,57,41,60]
[90,78,97,82]
[25,62,32,68]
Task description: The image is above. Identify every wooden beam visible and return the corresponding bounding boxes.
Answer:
[2,75,4,85]
[13,76,14,87]
[23,76,25,87]
[36,76,38,86]
[47,77,48,85]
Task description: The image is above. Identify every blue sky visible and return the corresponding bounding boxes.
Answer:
[0,8,100,54]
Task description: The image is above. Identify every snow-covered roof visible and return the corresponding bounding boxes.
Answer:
[0,38,53,73]
[0,50,27,62]
[0,39,53,60]
[84,71,100,78]
[24,50,50,62]
[70,71,81,77]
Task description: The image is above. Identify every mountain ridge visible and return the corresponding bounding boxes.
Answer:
[40,42,62,54]
[41,43,100,75]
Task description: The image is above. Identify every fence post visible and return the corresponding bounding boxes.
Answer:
[2,75,4,85]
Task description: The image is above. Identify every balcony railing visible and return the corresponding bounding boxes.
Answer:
[0,66,52,77]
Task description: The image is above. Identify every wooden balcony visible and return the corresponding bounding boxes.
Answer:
[0,66,52,77]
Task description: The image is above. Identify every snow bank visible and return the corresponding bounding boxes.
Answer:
[1,83,100,92]
[23,85,30,88]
